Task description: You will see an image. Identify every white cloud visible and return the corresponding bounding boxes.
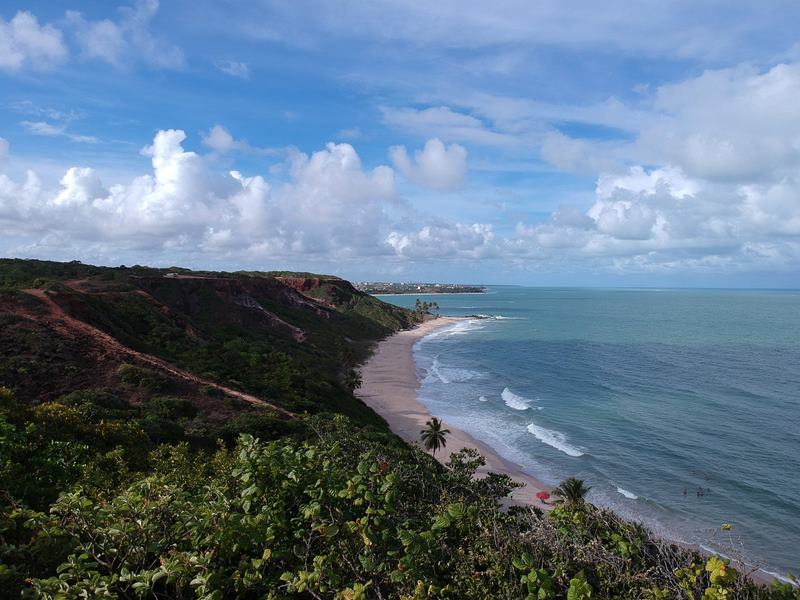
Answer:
[273,143,398,255]
[72,17,125,65]
[0,11,67,71]
[20,120,99,144]
[482,154,800,277]
[201,125,284,156]
[0,138,8,164]
[389,138,467,191]
[0,170,44,224]
[638,62,800,183]
[381,106,515,146]
[387,223,495,259]
[202,125,247,153]
[0,130,400,261]
[539,61,800,186]
[215,60,249,79]
[11,101,81,122]
[20,121,64,136]
[540,132,621,174]
[66,0,184,69]
[54,168,109,207]
[1,122,799,276]
[595,166,697,200]
[513,59,800,272]
[590,200,658,241]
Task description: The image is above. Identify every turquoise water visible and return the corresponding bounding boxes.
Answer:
[380,288,800,580]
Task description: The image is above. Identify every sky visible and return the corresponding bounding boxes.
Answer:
[2,1,800,286]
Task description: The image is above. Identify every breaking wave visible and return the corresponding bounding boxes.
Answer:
[526,422,585,457]
[426,356,481,384]
[501,387,532,410]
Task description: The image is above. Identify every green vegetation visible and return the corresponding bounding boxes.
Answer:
[3,407,797,598]
[1,259,798,598]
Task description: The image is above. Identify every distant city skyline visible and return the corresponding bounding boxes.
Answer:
[2,1,800,287]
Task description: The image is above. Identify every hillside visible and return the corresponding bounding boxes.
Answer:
[0,259,416,444]
[1,260,797,598]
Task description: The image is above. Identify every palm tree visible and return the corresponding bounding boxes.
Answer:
[553,477,591,505]
[420,417,451,457]
[343,369,362,391]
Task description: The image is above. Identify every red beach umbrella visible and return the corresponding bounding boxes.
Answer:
[536,491,551,502]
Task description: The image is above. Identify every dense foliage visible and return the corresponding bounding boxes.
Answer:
[2,407,797,598]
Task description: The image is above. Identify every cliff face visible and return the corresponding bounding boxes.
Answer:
[277,275,370,307]
[275,275,337,293]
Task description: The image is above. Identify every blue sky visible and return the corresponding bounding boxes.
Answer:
[2,1,800,286]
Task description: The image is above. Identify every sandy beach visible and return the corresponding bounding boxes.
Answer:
[357,316,552,508]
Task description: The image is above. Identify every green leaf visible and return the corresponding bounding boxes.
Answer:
[432,514,451,530]
[567,571,592,600]
[512,552,534,571]
[322,524,339,537]
[446,503,465,520]
[705,556,735,585]
[152,570,167,582]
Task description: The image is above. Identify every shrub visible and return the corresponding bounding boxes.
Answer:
[142,396,199,420]
[215,412,304,444]
[116,363,170,392]
[138,416,186,445]
[56,389,129,416]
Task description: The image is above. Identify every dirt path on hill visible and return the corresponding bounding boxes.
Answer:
[21,289,294,417]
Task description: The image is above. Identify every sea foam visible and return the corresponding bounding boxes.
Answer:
[428,356,480,384]
[448,320,485,335]
[501,387,532,410]
[616,487,638,500]
[526,422,585,457]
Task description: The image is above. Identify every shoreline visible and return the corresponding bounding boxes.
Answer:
[356,316,552,508]
[355,317,787,584]
[356,317,787,585]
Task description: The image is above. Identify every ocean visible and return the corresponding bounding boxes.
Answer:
[379,287,800,580]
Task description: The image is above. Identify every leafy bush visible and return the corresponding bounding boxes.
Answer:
[56,389,130,416]
[10,416,788,599]
[215,412,305,444]
[116,363,171,392]
[142,396,199,420]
